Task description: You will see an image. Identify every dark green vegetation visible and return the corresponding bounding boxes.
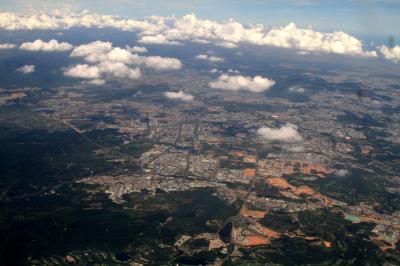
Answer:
[0,107,119,189]
[0,108,168,264]
[260,211,299,233]
[0,185,236,265]
[124,189,237,245]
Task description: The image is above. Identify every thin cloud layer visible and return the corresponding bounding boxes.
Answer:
[209,74,275,92]
[285,145,305,152]
[195,54,224,63]
[125,46,148,53]
[257,124,302,142]
[288,85,305,93]
[139,34,182,45]
[378,45,400,63]
[227,69,240,74]
[20,39,73,52]
[165,90,194,101]
[17,64,35,74]
[0,11,378,58]
[0,43,16,49]
[215,41,238,49]
[210,68,222,74]
[85,78,106,86]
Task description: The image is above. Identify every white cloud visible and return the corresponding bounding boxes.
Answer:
[0,10,156,31]
[209,74,275,92]
[0,43,16,49]
[64,64,101,79]
[334,169,350,177]
[138,34,182,45]
[216,41,238,48]
[288,85,305,93]
[70,41,112,57]
[82,46,138,64]
[378,45,400,63]
[195,54,224,63]
[0,11,379,58]
[257,124,302,142]
[20,39,73,52]
[97,62,142,79]
[85,79,106,86]
[65,41,183,83]
[192,38,211,44]
[165,90,194,101]
[210,68,221,74]
[227,69,240,74]
[285,145,305,152]
[70,41,182,71]
[17,64,35,74]
[297,51,310,55]
[144,56,182,70]
[260,23,377,57]
[126,45,148,53]
[64,63,141,80]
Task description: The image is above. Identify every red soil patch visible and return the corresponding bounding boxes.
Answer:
[242,236,270,246]
[243,168,256,177]
[267,177,294,190]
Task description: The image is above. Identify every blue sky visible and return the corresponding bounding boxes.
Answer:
[2,0,399,40]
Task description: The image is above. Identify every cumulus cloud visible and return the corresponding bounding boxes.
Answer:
[70,41,181,71]
[144,56,182,70]
[70,41,112,57]
[378,45,400,63]
[0,11,378,58]
[334,169,350,177]
[209,74,275,92]
[19,39,73,52]
[0,43,16,49]
[288,85,305,93]
[64,64,101,79]
[260,23,377,57]
[99,62,142,79]
[65,40,182,83]
[64,63,141,80]
[165,90,194,101]
[195,54,224,63]
[17,64,35,74]
[257,124,302,142]
[81,46,137,64]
